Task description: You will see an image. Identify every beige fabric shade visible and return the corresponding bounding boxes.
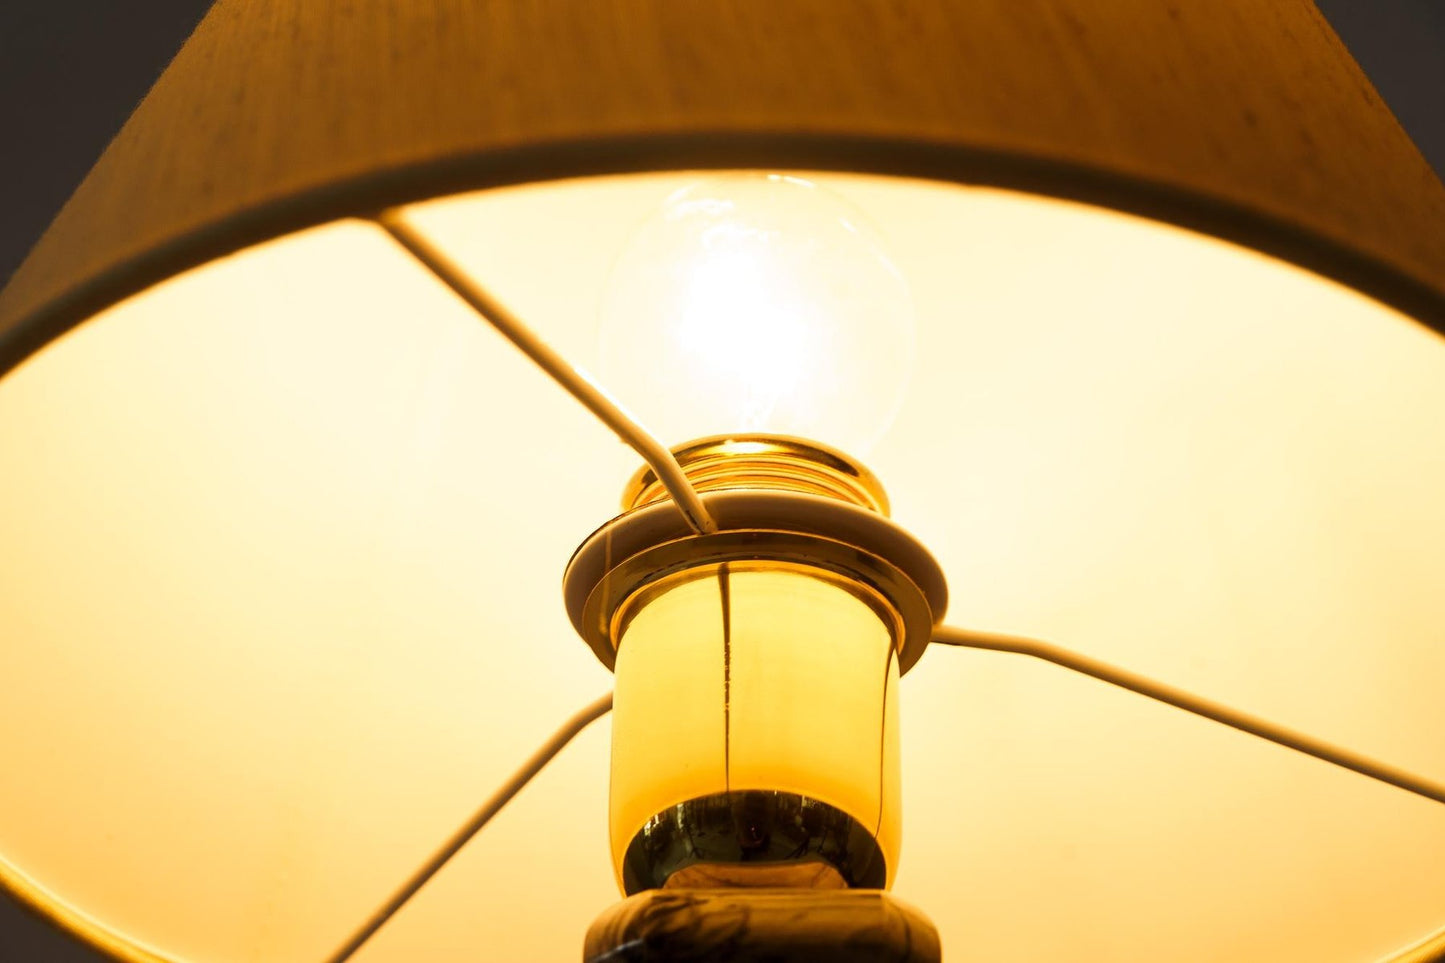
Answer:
[2,0,1445,359]
[1,3,1444,963]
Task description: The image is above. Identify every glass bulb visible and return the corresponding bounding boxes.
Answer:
[598,174,916,456]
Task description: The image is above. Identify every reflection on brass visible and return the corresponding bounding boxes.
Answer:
[608,554,907,656]
[584,887,941,963]
[664,860,847,890]
[620,790,886,895]
[565,504,946,675]
[623,434,891,515]
[564,437,949,673]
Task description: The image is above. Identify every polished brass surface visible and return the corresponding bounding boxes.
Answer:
[664,861,847,890]
[572,527,935,675]
[623,434,890,515]
[584,887,941,963]
[563,488,947,674]
[620,791,887,895]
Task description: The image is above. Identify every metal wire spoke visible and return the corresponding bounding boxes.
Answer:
[373,209,716,535]
[932,625,1445,806]
[321,692,614,963]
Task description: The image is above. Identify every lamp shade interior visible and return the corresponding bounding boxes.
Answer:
[0,172,1442,963]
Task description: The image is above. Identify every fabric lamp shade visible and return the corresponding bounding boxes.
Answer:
[0,2,1443,962]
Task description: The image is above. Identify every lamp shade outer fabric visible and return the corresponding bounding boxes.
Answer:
[2,0,1445,376]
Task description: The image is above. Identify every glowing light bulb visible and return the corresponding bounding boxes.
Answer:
[598,174,916,456]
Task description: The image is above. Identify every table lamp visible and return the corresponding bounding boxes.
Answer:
[1,2,1443,961]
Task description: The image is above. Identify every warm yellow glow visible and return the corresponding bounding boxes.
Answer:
[609,574,727,861]
[596,174,915,455]
[609,565,899,888]
[0,172,1441,963]
[726,567,901,876]
[0,219,626,963]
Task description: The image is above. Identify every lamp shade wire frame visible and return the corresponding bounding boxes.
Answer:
[320,691,614,963]
[305,210,1445,958]
[373,210,716,535]
[931,626,1445,806]
[313,629,1445,963]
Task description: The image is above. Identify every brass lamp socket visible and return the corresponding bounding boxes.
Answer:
[622,434,891,515]
[563,435,948,674]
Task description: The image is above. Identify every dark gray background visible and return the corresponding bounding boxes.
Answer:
[0,1,1441,959]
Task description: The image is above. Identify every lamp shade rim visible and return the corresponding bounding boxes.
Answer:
[3,132,1444,389]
